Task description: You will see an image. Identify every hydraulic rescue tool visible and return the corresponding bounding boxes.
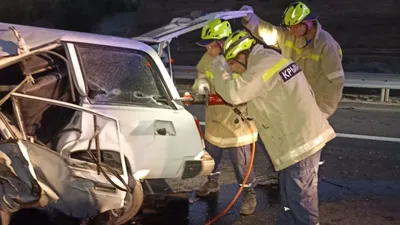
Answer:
[180,89,225,107]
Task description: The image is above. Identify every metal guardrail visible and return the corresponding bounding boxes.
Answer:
[344,72,400,102]
[172,65,400,102]
[197,121,400,143]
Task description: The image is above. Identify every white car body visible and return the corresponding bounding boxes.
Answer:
[0,22,212,181]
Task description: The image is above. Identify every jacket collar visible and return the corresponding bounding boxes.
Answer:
[247,44,264,67]
[289,21,322,49]
[311,20,322,48]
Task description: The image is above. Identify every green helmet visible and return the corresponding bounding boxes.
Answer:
[223,30,256,60]
[200,18,232,41]
[281,2,316,27]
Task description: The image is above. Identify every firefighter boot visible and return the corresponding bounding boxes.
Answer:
[240,187,257,215]
[196,174,220,197]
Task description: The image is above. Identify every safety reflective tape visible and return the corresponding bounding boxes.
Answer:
[285,40,322,61]
[205,70,214,79]
[326,70,344,80]
[205,131,258,146]
[284,40,302,54]
[308,54,321,62]
[338,48,343,56]
[232,73,240,79]
[262,57,290,82]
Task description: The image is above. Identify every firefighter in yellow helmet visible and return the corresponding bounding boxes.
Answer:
[241,1,344,168]
[240,2,344,120]
[191,19,259,215]
[212,29,336,224]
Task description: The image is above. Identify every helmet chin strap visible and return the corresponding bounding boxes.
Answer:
[232,51,250,70]
[216,41,224,54]
[233,58,247,69]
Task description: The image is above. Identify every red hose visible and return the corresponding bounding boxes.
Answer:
[183,92,256,224]
[205,113,256,225]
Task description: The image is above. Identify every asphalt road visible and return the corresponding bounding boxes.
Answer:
[137,102,400,225]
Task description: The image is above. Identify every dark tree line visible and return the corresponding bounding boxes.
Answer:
[0,0,142,32]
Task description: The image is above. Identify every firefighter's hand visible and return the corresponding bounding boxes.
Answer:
[198,83,210,95]
[240,5,254,21]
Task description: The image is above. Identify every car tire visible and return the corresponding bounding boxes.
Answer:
[88,175,144,225]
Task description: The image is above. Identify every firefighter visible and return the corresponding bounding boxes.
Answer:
[240,1,344,167]
[240,2,344,119]
[212,30,336,225]
[191,18,259,215]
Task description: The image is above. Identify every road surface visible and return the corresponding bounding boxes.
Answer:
[137,101,400,225]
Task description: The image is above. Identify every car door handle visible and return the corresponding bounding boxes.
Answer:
[155,128,168,135]
[154,120,176,136]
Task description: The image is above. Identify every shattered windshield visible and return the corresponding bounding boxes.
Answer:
[75,43,172,109]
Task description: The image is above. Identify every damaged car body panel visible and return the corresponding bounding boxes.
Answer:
[0,140,42,211]
[0,27,138,223]
[2,93,129,218]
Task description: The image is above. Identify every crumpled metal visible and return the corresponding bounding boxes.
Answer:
[0,141,41,213]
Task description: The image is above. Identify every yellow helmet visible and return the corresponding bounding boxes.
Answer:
[197,19,232,46]
[281,2,316,27]
[223,30,256,60]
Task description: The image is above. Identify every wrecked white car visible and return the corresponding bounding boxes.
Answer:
[0,22,215,224]
[0,9,252,223]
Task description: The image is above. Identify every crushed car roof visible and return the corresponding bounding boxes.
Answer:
[133,10,253,43]
[0,22,151,57]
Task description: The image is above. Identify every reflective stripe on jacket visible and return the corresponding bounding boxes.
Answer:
[213,44,336,171]
[191,53,258,148]
[243,15,344,118]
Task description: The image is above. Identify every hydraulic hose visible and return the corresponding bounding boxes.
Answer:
[181,91,257,224]
[205,108,256,225]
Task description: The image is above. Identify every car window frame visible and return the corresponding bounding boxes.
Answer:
[73,43,176,109]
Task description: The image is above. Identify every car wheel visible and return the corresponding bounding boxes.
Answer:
[88,175,144,225]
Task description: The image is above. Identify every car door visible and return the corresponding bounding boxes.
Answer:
[8,92,129,217]
[65,42,205,179]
